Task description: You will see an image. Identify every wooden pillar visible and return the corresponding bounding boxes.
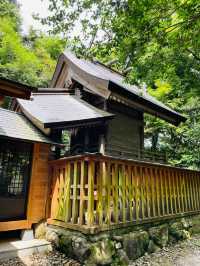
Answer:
[99,134,105,154]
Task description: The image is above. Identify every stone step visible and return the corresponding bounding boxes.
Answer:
[0,239,52,261]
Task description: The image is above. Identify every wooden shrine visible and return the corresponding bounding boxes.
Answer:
[1,52,200,234]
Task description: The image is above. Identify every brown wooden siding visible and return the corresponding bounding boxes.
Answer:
[0,143,50,231]
[106,108,144,152]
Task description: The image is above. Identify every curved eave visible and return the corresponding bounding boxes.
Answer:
[43,115,115,129]
[51,52,186,126]
[109,81,186,126]
[50,53,111,98]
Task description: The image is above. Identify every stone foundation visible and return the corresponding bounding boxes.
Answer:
[35,215,200,266]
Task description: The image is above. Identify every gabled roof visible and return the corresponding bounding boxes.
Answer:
[50,51,186,126]
[0,77,36,99]
[18,93,114,130]
[0,107,56,144]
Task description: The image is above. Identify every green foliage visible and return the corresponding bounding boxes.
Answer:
[40,0,200,169]
[0,0,21,31]
[1,0,200,169]
[148,80,172,101]
[0,1,66,87]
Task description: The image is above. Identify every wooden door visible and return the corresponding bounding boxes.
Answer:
[0,139,33,221]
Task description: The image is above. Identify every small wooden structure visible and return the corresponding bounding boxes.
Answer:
[0,108,54,231]
[15,51,186,162]
[0,78,54,232]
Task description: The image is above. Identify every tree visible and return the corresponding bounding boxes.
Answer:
[0,0,66,87]
[39,0,200,169]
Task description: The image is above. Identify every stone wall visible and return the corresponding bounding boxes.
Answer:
[35,215,200,266]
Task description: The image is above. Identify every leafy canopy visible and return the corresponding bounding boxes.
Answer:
[39,0,200,169]
[0,0,66,87]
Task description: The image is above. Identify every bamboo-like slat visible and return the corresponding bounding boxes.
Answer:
[87,160,95,226]
[79,161,85,225]
[49,154,200,233]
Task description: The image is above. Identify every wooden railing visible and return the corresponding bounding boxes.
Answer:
[105,144,167,163]
[48,154,200,233]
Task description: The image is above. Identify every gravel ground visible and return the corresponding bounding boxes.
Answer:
[0,250,81,266]
[2,235,200,266]
[130,234,200,266]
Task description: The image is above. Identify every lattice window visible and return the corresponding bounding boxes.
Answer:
[0,139,33,197]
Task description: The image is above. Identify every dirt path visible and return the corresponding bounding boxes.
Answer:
[131,234,200,266]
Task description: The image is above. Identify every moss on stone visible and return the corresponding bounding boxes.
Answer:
[123,230,149,260]
[59,235,73,256]
[86,239,115,265]
[148,224,168,247]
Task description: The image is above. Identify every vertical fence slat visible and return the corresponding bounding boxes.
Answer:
[150,168,156,217]
[79,161,85,225]
[164,169,169,215]
[183,171,187,212]
[58,167,65,219]
[106,162,111,224]
[64,162,71,222]
[175,171,181,213]
[180,172,184,213]
[113,163,119,223]
[160,169,165,216]
[140,167,145,219]
[122,165,126,223]
[145,168,151,218]
[189,172,194,211]
[193,173,198,210]
[185,172,190,211]
[97,161,103,226]
[72,162,78,223]
[196,172,200,209]
[131,166,136,220]
[128,165,133,221]
[156,168,161,217]
[168,170,172,214]
[87,160,95,226]
[134,166,140,221]
[51,167,59,219]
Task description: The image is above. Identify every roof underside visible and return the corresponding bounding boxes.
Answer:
[0,77,35,99]
[0,107,55,144]
[51,51,186,126]
[18,94,114,129]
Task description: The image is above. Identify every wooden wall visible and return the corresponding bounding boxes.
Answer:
[0,142,50,231]
[106,102,144,152]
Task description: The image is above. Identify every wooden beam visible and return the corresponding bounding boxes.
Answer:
[0,78,34,99]
[0,220,31,232]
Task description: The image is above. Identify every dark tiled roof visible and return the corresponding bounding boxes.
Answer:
[53,51,186,125]
[0,107,55,144]
[18,94,114,128]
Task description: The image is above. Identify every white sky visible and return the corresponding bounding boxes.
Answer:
[17,0,50,34]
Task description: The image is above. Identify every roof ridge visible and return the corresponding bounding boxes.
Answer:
[93,60,125,77]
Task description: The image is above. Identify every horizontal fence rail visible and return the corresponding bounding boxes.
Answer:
[48,154,200,233]
[105,144,167,164]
